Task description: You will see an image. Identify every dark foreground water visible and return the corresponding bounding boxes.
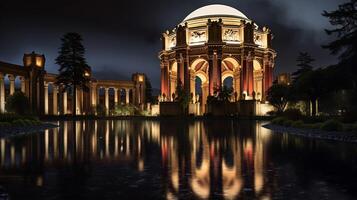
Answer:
[0,120,356,200]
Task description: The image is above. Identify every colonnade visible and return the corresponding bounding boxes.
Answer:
[0,73,28,113]
[1,53,146,115]
[40,83,135,115]
[0,75,135,115]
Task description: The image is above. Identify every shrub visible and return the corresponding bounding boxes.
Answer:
[12,119,27,126]
[271,117,287,125]
[281,108,303,121]
[320,120,343,131]
[291,120,304,128]
[303,123,322,130]
[5,92,31,115]
[352,122,357,132]
[0,122,12,127]
[283,120,294,127]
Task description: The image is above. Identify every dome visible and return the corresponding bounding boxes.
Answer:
[183,4,249,22]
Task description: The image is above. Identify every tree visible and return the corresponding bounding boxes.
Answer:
[55,33,90,116]
[294,69,329,116]
[212,85,233,102]
[145,75,153,104]
[5,91,30,115]
[267,83,291,113]
[323,0,357,113]
[292,52,314,82]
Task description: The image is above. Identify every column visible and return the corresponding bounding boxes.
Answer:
[0,73,5,113]
[263,59,273,101]
[208,56,214,95]
[202,83,209,114]
[190,70,195,102]
[114,88,118,106]
[63,91,67,115]
[53,86,58,115]
[125,89,130,104]
[105,88,109,115]
[91,85,97,108]
[160,63,169,97]
[247,58,254,97]
[44,83,49,115]
[20,77,26,94]
[233,68,240,101]
[216,53,222,90]
[8,75,15,95]
[76,88,81,115]
[177,56,184,87]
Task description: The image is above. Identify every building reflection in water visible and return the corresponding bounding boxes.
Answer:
[0,120,275,199]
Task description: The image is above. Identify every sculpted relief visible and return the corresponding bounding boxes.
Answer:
[223,28,240,43]
[254,33,263,46]
[190,30,206,44]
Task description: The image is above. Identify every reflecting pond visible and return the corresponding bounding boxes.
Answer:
[0,120,356,200]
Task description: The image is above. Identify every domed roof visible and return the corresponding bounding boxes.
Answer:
[183,4,249,22]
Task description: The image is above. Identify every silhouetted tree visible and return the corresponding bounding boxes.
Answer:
[294,69,329,116]
[214,85,233,102]
[292,52,314,82]
[55,33,90,116]
[267,83,291,113]
[323,0,357,114]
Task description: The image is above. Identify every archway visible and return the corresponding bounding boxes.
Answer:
[222,57,240,98]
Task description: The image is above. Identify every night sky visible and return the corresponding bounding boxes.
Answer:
[0,0,345,88]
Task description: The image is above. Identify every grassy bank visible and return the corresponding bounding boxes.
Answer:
[271,117,357,132]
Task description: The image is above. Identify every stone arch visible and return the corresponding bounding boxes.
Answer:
[222,57,241,98]
[253,59,262,71]
[191,58,209,112]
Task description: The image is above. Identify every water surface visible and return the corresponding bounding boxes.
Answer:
[0,120,356,200]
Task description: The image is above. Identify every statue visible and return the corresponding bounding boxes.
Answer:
[158,95,161,102]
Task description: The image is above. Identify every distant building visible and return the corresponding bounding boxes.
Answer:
[277,73,291,85]
[0,52,146,115]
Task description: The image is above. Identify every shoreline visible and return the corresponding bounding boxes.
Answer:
[0,123,59,138]
[263,123,357,143]
[40,115,274,121]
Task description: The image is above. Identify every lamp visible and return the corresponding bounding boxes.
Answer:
[23,51,45,68]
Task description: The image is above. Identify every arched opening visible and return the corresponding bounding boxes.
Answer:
[222,57,240,99]
[195,77,202,102]
[222,76,234,101]
[223,76,233,89]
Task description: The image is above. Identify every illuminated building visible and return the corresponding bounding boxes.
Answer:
[0,52,146,115]
[159,4,276,113]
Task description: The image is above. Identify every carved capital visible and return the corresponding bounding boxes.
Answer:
[8,74,15,81]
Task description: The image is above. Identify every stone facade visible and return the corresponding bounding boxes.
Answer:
[159,5,276,114]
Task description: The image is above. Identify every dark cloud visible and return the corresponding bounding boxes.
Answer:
[0,0,345,88]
